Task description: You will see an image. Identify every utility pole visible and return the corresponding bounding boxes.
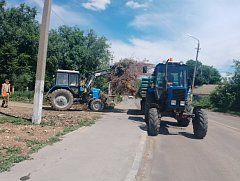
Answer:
[32,0,52,124]
[187,34,200,88]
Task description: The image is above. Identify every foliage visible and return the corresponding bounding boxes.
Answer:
[0,1,39,90]
[0,2,111,91]
[193,96,212,109]
[186,60,221,86]
[10,91,34,103]
[209,60,240,111]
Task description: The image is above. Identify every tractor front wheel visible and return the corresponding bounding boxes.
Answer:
[90,99,104,112]
[50,89,73,111]
[148,108,160,136]
[192,108,208,139]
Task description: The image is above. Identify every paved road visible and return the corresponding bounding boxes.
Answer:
[136,107,240,181]
[1,99,240,181]
[0,99,146,181]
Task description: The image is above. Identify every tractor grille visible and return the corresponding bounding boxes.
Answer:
[172,89,186,101]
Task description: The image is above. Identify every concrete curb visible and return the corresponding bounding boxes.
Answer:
[125,132,147,181]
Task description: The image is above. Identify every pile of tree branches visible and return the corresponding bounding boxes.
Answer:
[110,58,154,96]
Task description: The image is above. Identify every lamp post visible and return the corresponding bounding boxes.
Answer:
[187,34,200,88]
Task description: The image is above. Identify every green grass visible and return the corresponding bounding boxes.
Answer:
[0,116,31,125]
[0,147,29,172]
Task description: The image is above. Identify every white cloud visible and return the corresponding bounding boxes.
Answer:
[126,0,148,9]
[115,1,240,72]
[110,38,191,64]
[82,0,111,11]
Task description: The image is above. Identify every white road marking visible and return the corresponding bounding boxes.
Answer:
[125,132,147,181]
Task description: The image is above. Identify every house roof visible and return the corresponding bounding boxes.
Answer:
[193,84,218,95]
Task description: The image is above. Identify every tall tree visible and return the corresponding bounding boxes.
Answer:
[0,1,39,90]
[186,60,221,86]
[46,26,111,89]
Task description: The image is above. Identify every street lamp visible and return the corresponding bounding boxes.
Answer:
[187,34,200,88]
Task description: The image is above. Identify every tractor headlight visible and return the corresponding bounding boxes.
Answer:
[180,101,185,106]
[171,100,177,106]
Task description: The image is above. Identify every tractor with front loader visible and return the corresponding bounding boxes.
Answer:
[46,66,123,112]
[141,59,208,139]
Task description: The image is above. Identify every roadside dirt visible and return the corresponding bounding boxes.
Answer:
[0,103,99,171]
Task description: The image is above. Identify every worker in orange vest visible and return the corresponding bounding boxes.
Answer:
[1,79,11,108]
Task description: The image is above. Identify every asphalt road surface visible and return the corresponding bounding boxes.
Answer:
[136,104,240,181]
[1,99,240,181]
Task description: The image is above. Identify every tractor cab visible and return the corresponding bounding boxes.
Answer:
[153,61,190,110]
[55,69,80,96]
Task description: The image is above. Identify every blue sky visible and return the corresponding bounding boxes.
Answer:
[7,0,240,74]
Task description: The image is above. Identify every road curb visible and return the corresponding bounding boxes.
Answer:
[125,131,147,181]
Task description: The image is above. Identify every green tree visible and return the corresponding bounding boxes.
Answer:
[210,60,240,111]
[186,60,221,86]
[46,26,111,89]
[0,1,39,90]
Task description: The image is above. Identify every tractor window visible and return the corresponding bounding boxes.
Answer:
[56,73,68,86]
[155,65,187,88]
[69,74,79,87]
[156,73,165,87]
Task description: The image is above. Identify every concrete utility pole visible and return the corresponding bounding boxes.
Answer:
[187,34,200,88]
[32,0,52,124]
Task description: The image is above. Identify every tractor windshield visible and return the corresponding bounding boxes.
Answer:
[155,64,187,88]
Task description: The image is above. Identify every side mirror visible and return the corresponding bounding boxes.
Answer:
[143,66,148,73]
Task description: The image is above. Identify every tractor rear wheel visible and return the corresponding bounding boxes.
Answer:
[50,89,73,111]
[177,118,190,127]
[148,108,160,136]
[90,99,104,112]
[192,108,208,139]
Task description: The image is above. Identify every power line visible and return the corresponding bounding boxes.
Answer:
[39,0,66,25]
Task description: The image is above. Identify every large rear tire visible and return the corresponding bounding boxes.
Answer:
[50,89,73,111]
[148,108,160,136]
[192,108,208,139]
[177,118,190,127]
[90,99,104,112]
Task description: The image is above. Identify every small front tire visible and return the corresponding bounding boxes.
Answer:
[90,99,104,112]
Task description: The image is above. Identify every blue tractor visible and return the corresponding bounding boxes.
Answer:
[142,59,208,139]
[47,67,122,111]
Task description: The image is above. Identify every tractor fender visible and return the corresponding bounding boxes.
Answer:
[46,86,74,98]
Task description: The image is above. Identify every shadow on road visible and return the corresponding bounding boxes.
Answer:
[136,119,198,139]
[128,116,145,123]
[179,132,198,139]
[127,109,143,115]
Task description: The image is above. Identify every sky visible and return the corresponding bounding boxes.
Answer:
[6,0,240,74]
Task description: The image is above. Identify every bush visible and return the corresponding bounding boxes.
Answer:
[210,85,236,111]
[193,96,212,109]
[11,91,34,103]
